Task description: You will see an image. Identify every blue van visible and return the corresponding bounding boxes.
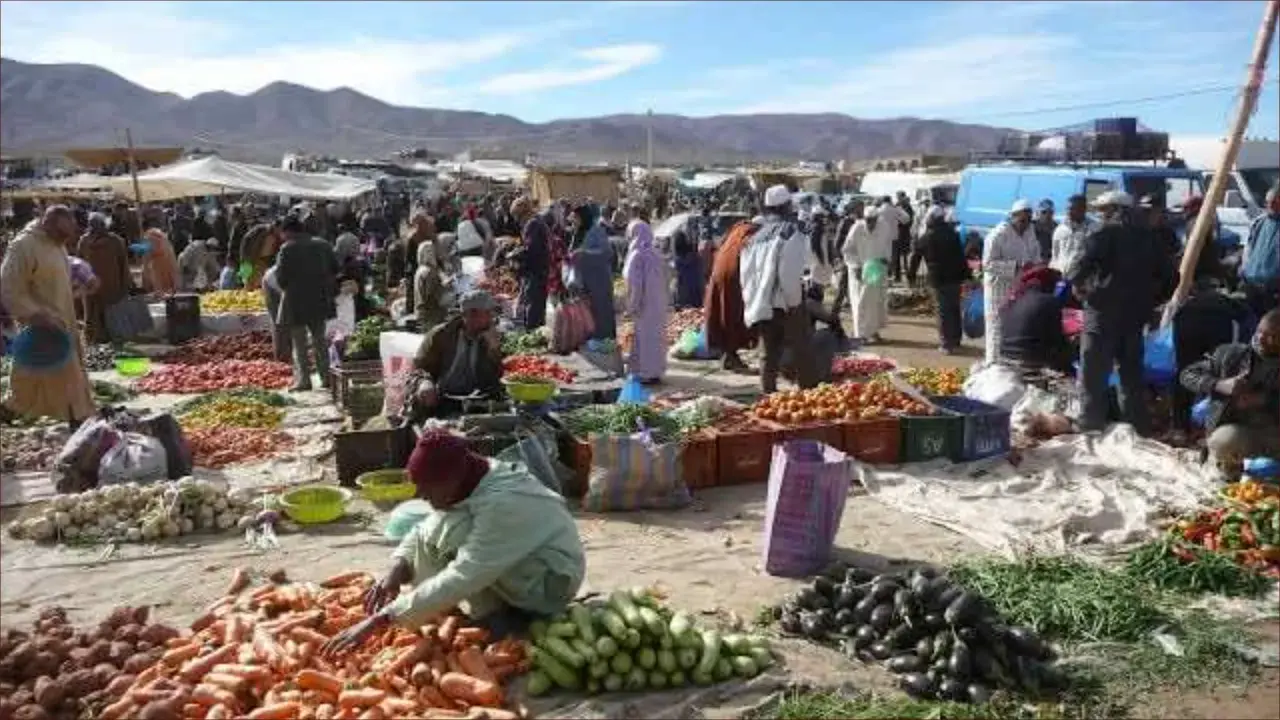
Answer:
[952,162,1238,250]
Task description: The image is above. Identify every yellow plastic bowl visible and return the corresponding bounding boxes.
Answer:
[278,485,352,525]
[502,378,558,404]
[356,469,416,504]
[115,357,152,377]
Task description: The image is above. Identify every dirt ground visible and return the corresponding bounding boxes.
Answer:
[1,310,1275,718]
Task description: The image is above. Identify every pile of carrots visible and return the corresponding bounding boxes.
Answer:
[100,568,528,720]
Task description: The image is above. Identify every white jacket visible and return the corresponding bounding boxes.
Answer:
[1049,217,1099,274]
[982,221,1041,280]
[740,218,808,327]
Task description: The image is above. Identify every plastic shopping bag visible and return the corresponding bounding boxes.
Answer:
[549,298,594,354]
[618,374,651,404]
[862,259,886,287]
[962,287,985,339]
[380,331,425,417]
[1142,326,1177,386]
[98,432,169,487]
[761,440,856,577]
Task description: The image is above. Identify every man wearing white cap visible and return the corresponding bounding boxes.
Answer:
[842,203,896,343]
[1069,190,1176,433]
[981,199,1042,363]
[740,184,815,392]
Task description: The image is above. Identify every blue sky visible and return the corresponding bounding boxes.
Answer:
[2,0,1277,140]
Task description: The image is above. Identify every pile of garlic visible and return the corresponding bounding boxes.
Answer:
[7,478,295,545]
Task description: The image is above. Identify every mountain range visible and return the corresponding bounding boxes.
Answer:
[0,57,1011,165]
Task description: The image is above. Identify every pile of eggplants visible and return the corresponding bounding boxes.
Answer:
[773,566,1065,704]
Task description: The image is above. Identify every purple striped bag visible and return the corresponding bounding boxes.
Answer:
[761,439,856,577]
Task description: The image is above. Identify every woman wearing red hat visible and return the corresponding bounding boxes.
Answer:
[323,429,585,656]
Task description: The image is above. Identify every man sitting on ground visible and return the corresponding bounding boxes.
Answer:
[1179,309,1280,479]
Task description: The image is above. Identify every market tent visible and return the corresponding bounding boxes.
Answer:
[529,167,621,207]
[106,156,378,202]
[37,173,115,191]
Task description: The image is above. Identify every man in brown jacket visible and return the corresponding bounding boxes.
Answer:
[403,290,504,420]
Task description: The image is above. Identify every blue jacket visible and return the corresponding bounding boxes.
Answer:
[1241,213,1279,286]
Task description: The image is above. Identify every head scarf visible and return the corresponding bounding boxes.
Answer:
[1004,264,1062,309]
[406,429,488,504]
[142,228,179,293]
[335,233,360,264]
[623,220,657,280]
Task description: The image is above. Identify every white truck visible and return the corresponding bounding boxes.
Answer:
[1171,137,1279,240]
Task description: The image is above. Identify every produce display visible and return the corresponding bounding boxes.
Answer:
[344,317,394,361]
[5,479,276,545]
[898,368,966,396]
[527,588,773,696]
[831,356,896,379]
[0,424,70,472]
[477,268,519,298]
[617,308,702,354]
[774,566,1063,704]
[185,428,296,469]
[84,344,118,372]
[136,360,294,394]
[707,407,781,434]
[502,355,575,384]
[172,389,293,416]
[92,380,136,405]
[161,332,275,365]
[201,290,266,314]
[96,569,528,720]
[0,605,182,720]
[1126,497,1280,592]
[1221,479,1280,505]
[500,331,549,357]
[561,405,683,443]
[179,396,286,431]
[751,379,934,425]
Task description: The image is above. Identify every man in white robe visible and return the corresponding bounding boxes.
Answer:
[982,199,1044,364]
[843,202,906,343]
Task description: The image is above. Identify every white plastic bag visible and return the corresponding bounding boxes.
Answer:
[98,432,169,487]
[962,364,1027,411]
[380,330,426,417]
[325,293,357,337]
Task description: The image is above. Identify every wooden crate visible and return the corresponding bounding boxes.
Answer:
[330,360,383,409]
[333,424,413,486]
[680,429,719,490]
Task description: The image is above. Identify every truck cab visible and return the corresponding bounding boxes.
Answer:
[952,162,1226,251]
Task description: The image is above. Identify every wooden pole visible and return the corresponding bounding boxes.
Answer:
[1165,0,1279,325]
[124,127,145,237]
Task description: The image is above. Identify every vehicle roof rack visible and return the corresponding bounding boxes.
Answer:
[966,150,1179,168]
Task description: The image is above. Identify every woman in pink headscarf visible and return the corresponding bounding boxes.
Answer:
[623,219,669,383]
[141,227,179,295]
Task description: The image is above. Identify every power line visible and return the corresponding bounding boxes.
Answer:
[987,84,1240,123]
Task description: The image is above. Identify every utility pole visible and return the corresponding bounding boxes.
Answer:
[646,109,654,172]
[1165,0,1279,324]
[124,127,145,238]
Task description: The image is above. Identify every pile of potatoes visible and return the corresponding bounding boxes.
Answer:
[0,605,180,720]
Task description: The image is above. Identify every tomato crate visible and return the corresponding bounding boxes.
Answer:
[716,425,780,486]
[842,417,903,464]
[777,421,844,450]
[680,429,719,490]
[899,411,963,464]
[931,395,1011,461]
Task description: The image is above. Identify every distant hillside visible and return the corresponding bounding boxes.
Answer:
[0,57,1010,164]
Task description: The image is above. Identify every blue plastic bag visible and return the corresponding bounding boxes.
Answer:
[1244,457,1280,480]
[1190,397,1211,428]
[1142,326,1176,386]
[962,288,985,339]
[618,374,651,404]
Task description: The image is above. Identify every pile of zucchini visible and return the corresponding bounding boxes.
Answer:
[527,587,774,696]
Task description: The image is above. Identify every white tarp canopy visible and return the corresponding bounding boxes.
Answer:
[678,172,737,191]
[460,160,527,183]
[107,155,378,202]
[37,173,115,191]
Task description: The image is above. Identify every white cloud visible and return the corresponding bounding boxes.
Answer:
[0,0,582,108]
[475,44,663,95]
[733,33,1076,116]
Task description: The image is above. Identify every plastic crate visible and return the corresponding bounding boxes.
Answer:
[900,411,963,464]
[779,421,844,450]
[330,360,382,407]
[680,429,719,490]
[931,396,1011,461]
[842,417,903,464]
[717,426,779,486]
[333,424,413,486]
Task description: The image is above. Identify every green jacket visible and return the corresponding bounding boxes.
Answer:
[386,460,585,626]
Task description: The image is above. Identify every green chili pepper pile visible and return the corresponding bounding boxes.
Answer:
[561,405,684,444]
[345,316,394,360]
